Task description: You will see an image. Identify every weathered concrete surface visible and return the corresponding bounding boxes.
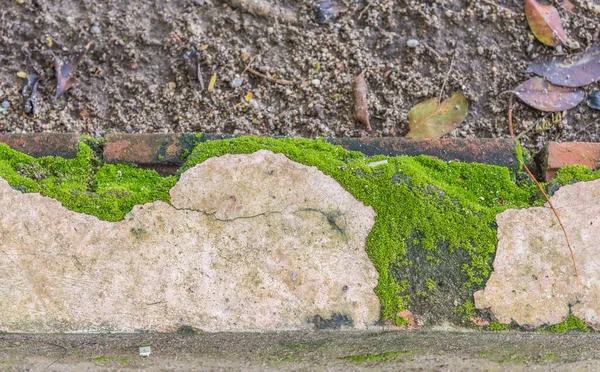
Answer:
[474,179,600,328]
[0,150,379,332]
[3,331,600,371]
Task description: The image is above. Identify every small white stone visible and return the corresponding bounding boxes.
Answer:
[406,39,419,48]
[311,79,321,87]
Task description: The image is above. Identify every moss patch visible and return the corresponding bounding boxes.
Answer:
[342,351,410,363]
[0,142,176,222]
[540,315,591,333]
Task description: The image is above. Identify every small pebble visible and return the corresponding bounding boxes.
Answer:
[311,79,321,87]
[477,46,484,55]
[406,39,419,48]
[230,77,243,88]
[248,99,259,109]
[526,44,534,53]
[0,89,4,98]
[1,101,9,109]
[90,25,101,34]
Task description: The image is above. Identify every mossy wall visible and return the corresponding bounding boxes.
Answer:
[1,135,598,328]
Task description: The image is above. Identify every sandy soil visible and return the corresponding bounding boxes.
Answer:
[0,0,599,152]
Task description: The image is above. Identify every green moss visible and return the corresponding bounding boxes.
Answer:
[0,142,176,222]
[486,321,509,331]
[180,136,539,324]
[342,351,410,363]
[540,315,590,333]
[92,356,115,363]
[553,165,600,185]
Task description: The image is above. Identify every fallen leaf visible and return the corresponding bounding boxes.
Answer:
[588,91,600,110]
[46,36,53,47]
[244,92,253,102]
[406,93,468,138]
[314,1,348,24]
[525,45,600,88]
[16,71,27,79]
[199,44,209,51]
[53,43,90,107]
[352,72,371,131]
[524,0,567,46]
[22,49,43,118]
[562,0,575,11]
[208,74,217,91]
[514,77,584,112]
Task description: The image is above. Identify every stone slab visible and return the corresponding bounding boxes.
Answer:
[0,150,379,332]
[474,178,600,328]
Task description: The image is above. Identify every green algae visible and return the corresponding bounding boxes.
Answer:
[486,321,509,331]
[0,142,176,222]
[0,135,557,326]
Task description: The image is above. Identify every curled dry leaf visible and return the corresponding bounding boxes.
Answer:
[524,0,567,46]
[227,0,297,23]
[184,47,204,89]
[352,72,371,131]
[514,77,584,112]
[588,91,600,110]
[525,45,600,88]
[53,43,90,108]
[406,93,468,138]
[314,1,348,24]
[22,49,43,118]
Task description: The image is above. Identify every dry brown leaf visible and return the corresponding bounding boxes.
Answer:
[406,93,468,138]
[525,45,600,88]
[352,72,371,131]
[525,0,567,46]
[514,77,584,112]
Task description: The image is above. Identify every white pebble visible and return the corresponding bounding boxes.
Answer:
[406,39,419,48]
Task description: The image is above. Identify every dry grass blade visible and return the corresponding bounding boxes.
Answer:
[246,67,293,85]
[507,95,580,289]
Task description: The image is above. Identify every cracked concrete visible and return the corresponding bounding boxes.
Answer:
[0,150,379,332]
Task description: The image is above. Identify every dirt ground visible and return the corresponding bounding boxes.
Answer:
[3,330,600,371]
[0,0,599,152]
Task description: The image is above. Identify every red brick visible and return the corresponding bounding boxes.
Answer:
[544,142,600,181]
[103,133,201,165]
[0,133,80,158]
[328,138,518,167]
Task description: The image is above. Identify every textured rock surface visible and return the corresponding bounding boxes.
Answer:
[474,179,600,328]
[0,150,379,332]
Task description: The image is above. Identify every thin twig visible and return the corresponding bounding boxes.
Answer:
[241,45,275,75]
[508,95,580,290]
[421,41,442,60]
[358,0,377,19]
[246,67,293,85]
[438,51,456,104]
